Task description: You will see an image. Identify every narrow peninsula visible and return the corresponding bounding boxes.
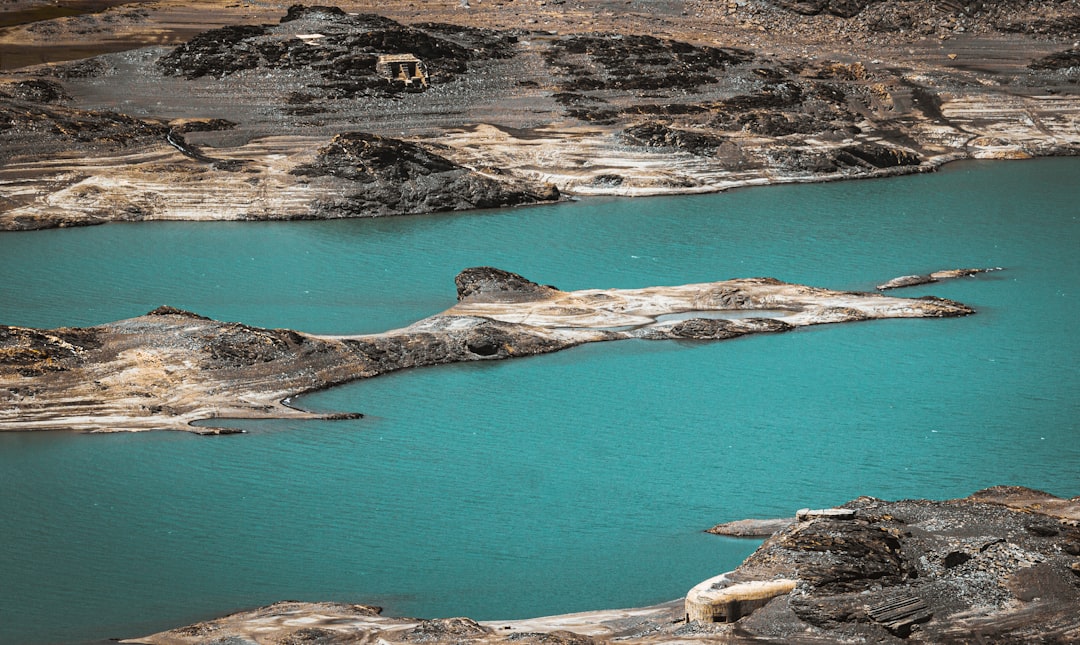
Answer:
[1,267,977,433]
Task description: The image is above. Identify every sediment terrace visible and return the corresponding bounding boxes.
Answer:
[1,0,1078,229]
[0,266,977,433]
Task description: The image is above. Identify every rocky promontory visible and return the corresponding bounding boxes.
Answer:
[1,0,1079,229]
[0,266,977,433]
[124,486,1080,644]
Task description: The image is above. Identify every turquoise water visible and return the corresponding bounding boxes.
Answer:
[0,159,1078,645]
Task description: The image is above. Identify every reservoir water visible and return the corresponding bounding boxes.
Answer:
[0,159,1078,645]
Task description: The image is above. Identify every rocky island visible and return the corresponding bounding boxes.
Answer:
[0,266,978,433]
[2,0,1079,229]
[124,486,1080,644]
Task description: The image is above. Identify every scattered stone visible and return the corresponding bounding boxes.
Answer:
[401,617,492,642]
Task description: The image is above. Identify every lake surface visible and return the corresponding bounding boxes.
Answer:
[1,159,1078,645]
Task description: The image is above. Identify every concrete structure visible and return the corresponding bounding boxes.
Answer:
[377,54,428,89]
[796,507,857,522]
[685,574,798,623]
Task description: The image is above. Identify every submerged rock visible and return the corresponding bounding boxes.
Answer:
[876,267,1001,290]
[706,517,797,537]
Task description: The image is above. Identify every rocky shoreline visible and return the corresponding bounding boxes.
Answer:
[123,486,1080,644]
[1,0,1079,229]
[0,266,980,432]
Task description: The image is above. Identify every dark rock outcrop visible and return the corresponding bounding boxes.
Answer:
[279,4,350,23]
[773,0,880,18]
[835,142,921,169]
[146,306,212,319]
[620,123,726,155]
[0,101,166,150]
[725,488,1080,643]
[0,325,99,375]
[643,317,794,340]
[155,24,270,79]
[454,267,558,302]
[291,132,559,217]
[547,34,753,92]
[1030,48,1080,71]
[292,132,458,181]
[0,78,69,103]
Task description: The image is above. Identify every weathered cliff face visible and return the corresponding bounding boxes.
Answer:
[0,266,976,433]
[720,486,1080,643]
[1,1,1078,229]
[121,487,1080,644]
